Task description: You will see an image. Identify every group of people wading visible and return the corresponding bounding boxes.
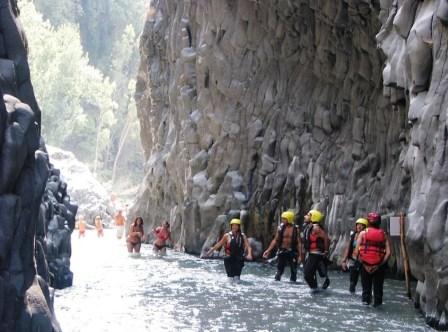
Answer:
[206,209,391,307]
[125,217,173,257]
[76,210,174,258]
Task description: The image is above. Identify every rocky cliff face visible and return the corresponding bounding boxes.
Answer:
[135,0,448,328]
[377,0,448,328]
[0,1,76,331]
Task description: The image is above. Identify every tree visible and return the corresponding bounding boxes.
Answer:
[19,0,116,166]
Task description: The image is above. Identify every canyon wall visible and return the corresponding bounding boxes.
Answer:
[0,1,76,331]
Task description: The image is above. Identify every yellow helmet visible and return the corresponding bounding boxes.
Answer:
[309,209,323,223]
[230,218,241,225]
[281,211,295,224]
[355,218,368,227]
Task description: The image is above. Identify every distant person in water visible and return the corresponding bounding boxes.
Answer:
[153,221,173,256]
[127,217,144,254]
[206,218,253,281]
[114,209,126,239]
[94,215,104,238]
[78,215,86,238]
[341,218,368,293]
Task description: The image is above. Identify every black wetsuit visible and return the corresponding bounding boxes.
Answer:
[274,224,299,282]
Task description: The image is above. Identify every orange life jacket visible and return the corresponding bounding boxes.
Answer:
[359,228,386,265]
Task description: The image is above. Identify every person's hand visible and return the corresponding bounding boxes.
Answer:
[364,264,378,274]
[262,250,270,259]
[341,260,347,271]
[206,248,214,257]
[246,254,253,261]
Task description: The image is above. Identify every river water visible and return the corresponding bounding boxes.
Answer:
[55,229,433,332]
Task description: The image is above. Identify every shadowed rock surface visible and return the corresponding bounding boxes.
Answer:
[134,0,448,328]
[0,1,76,331]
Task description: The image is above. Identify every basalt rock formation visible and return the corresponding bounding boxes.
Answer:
[135,0,448,328]
[0,1,76,331]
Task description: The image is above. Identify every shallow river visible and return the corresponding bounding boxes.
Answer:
[55,229,434,332]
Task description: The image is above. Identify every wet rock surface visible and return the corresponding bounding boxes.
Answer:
[135,0,448,327]
[0,1,75,331]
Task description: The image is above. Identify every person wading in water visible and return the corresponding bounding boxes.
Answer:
[341,218,368,293]
[127,217,144,255]
[206,218,253,281]
[262,211,302,282]
[355,212,391,307]
[153,221,173,256]
[94,215,104,238]
[114,209,126,240]
[303,209,330,290]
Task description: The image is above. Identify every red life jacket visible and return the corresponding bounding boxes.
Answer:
[309,233,319,251]
[359,228,386,265]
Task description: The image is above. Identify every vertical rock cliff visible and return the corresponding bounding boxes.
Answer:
[0,1,77,331]
[135,0,448,328]
[378,0,448,328]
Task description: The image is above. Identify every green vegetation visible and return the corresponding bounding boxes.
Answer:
[18,0,145,189]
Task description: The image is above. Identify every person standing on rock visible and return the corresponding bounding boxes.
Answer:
[206,219,253,281]
[262,211,302,282]
[303,209,331,290]
[114,209,126,240]
[355,212,391,307]
[94,215,104,238]
[341,218,368,293]
[153,221,173,256]
[127,217,144,255]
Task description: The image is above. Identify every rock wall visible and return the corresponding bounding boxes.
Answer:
[0,1,76,331]
[135,0,448,328]
[47,145,114,225]
[377,0,448,328]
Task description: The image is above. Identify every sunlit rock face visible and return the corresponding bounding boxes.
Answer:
[135,0,409,257]
[47,145,113,224]
[0,1,75,331]
[377,0,448,328]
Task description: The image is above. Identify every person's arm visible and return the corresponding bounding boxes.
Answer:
[206,234,228,257]
[322,228,330,254]
[382,234,392,264]
[262,231,279,259]
[296,230,302,263]
[243,235,253,260]
[341,238,351,271]
[354,231,365,262]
